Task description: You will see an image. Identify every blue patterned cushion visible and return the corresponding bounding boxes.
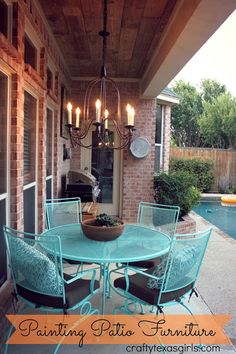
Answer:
[11,237,63,296]
[147,246,199,289]
[146,258,166,289]
[167,246,199,287]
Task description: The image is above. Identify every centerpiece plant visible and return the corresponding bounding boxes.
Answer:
[95,213,122,227]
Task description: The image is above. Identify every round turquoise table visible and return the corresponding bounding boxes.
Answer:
[43,223,170,313]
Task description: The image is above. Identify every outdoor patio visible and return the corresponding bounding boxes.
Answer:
[1,1,236,353]
[2,211,236,354]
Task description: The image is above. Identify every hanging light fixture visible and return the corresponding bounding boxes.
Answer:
[66,0,135,149]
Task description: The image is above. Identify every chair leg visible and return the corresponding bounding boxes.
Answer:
[179,301,203,348]
[54,343,61,354]
[140,304,146,314]
[53,305,99,353]
[4,300,29,354]
[4,323,14,354]
[106,264,112,299]
[150,305,156,313]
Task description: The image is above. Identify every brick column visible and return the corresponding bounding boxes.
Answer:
[122,93,156,223]
[12,2,24,59]
[162,105,171,172]
[10,73,24,230]
[40,47,47,82]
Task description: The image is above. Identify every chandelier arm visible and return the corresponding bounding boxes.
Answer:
[111,138,131,150]
[111,118,133,139]
[69,130,94,149]
[96,130,131,150]
[73,140,94,149]
[97,121,133,150]
[80,119,95,139]
[72,119,96,140]
[111,135,133,150]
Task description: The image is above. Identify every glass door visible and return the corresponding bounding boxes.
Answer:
[81,127,121,215]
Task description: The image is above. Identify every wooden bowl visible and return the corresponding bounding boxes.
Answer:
[81,218,125,241]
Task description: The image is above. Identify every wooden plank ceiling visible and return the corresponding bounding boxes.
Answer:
[39,0,178,79]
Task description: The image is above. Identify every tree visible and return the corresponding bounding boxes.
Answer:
[171,80,203,147]
[200,79,226,103]
[199,93,236,149]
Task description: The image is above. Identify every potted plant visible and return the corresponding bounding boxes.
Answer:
[81,213,124,241]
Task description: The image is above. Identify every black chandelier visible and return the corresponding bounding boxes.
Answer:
[66,0,135,149]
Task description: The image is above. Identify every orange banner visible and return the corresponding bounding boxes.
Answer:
[6,314,231,346]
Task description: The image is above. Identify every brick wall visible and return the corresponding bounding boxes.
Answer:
[176,214,196,234]
[0,0,71,341]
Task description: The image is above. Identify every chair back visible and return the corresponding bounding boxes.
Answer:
[160,228,212,297]
[45,197,82,229]
[4,226,65,301]
[137,202,180,238]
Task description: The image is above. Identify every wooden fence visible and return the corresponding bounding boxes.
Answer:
[170,147,236,192]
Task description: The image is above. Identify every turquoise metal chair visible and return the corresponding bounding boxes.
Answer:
[45,197,82,229]
[110,228,212,316]
[3,226,99,354]
[45,197,100,275]
[129,202,180,268]
[45,197,86,272]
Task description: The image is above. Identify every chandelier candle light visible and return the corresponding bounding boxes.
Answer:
[65,0,135,149]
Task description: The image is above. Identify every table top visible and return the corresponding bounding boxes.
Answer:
[42,224,170,264]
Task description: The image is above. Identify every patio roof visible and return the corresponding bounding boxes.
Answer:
[38,0,236,98]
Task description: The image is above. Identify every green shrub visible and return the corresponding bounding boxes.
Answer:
[225,185,236,194]
[154,172,201,218]
[169,158,214,192]
[96,213,122,227]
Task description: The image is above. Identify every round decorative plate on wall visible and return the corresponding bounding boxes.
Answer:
[129,137,151,159]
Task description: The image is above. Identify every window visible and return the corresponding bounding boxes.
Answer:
[24,91,36,185]
[47,67,53,91]
[154,104,163,171]
[0,72,8,194]
[0,0,8,38]
[0,70,8,287]
[24,34,37,70]
[46,108,53,176]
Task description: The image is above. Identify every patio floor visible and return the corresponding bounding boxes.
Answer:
[190,211,236,350]
[2,212,236,354]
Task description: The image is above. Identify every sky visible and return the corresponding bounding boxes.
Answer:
[170,10,236,97]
